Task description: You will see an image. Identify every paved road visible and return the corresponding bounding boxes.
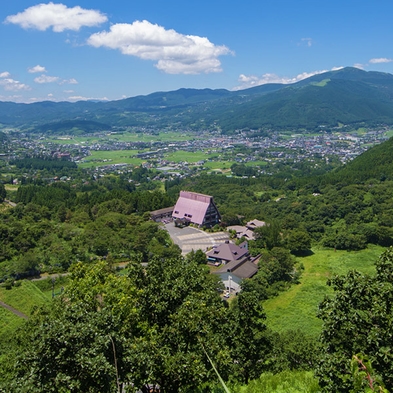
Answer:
[164,223,229,255]
[0,301,28,320]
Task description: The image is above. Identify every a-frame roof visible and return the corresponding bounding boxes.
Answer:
[172,191,215,226]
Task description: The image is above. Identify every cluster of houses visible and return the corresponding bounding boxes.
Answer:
[151,191,266,295]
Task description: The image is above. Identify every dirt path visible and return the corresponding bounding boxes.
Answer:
[0,300,28,320]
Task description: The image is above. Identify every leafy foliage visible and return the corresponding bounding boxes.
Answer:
[317,247,393,392]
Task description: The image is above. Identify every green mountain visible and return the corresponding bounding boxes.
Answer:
[31,120,111,135]
[324,136,393,184]
[1,67,393,132]
[0,131,8,143]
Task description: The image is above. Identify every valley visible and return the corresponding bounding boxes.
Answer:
[2,67,393,392]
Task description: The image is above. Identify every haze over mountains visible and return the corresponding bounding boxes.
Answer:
[1,67,393,133]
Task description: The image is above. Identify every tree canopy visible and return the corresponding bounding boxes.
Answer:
[317,247,393,392]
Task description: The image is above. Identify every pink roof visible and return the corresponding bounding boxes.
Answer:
[172,191,213,225]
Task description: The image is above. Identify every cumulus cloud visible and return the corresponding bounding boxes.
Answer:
[369,57,392,64]
[0,77,31,91]
[87,20,232,74]
[0,72,11,78]
[34,74,59,83]
[234,67,344,90]
[28,65,47,73]
[5,2,107,32]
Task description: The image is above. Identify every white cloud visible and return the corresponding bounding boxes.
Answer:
[300,38,313,47]
[34,74,59,83]
[5,2,107,32]
[87,20,232,74]
[63,90,74,93]
[28,65,47,73]
[369,58,392,64]
[60,78,78,85]
[0,78,31,91]
[234,67,344,90]
[67,95,109,102]
[353,63,365,69]
[0,72,11,78]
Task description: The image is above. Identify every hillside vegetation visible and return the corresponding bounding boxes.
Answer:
[2,67,393,132]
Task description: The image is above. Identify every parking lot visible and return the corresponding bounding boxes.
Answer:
[164,223,229,255]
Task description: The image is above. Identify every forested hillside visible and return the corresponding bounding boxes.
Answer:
[2,67,393,132]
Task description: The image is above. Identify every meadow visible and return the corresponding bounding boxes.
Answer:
[263,245,384,336]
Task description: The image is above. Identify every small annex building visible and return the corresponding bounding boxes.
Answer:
[172,191,221,228]
[207,240,259,294]
[206,240,249,264]
[227,218,266,241]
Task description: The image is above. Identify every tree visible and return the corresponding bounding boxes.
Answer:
[285,229,312,254]
[7,262,140,393]
[227,290,271,384]
[5,258,234,393]
[0,182,6,202]
[317,247,393,392]
[254,220,282,250]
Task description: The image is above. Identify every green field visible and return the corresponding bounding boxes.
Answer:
[384,129,393,138]
[78,149,143,168]
[47,131,199,145]
[263,245,384,336]
[165,150,208,163]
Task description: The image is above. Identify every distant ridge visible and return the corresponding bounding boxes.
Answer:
[1,67,393,133]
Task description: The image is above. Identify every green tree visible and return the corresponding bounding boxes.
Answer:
[317,247,393,392]
[228,290,271,384]
[0,182,6,202]
[7,262,140,393]
[285,229,312,254]
[254,220,282,250]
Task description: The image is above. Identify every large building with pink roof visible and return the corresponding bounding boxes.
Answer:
[172,191,221,228]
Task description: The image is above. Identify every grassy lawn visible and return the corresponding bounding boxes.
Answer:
[0,280,49,316]
[0,306,25,341]
[263,245,384,336]
[4,184,18,192]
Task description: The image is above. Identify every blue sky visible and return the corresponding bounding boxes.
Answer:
[1,1,393,103]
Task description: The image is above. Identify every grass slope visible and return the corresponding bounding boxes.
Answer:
[263,245,384,336]
[0,280,49,316]
[237,371,320,393]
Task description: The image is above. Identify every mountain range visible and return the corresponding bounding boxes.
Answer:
[1,67,393,134]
